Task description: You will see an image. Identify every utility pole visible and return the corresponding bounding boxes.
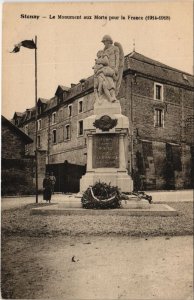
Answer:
[130,78,133,176]
[35,36,38,203]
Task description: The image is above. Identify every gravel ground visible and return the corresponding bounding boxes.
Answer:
[1,201,193,299]
[1,235,193,299]
[1,201,193,237]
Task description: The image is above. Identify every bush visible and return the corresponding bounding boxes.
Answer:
[81,182,122,209]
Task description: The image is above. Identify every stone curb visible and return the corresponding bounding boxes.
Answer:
[31,204,178,217]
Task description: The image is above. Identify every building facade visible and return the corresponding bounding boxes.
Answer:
[2,115,35,195]
[12,51,194,191]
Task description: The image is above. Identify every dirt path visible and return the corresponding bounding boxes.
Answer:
[2,235,193,299]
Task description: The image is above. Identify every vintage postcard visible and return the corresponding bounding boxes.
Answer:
[1,1,193,299]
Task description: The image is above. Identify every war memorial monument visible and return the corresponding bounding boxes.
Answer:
[31,35,177,216]
[80,35,133,193]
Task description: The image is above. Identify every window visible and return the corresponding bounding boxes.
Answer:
[15,119,19,126]
[37,119,42,130]
[65,124,71,140]
[52,112,56,124]
[59,109,63,122]
[25,125,28,135]
[38,106,42,115]
[52,129,57,144]
[78,100,83,113]
[154,109,164,127]
[58,96,63,104]
[25,144,29,154]
[26,110,32,119]
[78,120,83,136]
[37,135,41,148]
[68,104,72,117]
[154,83,163,101]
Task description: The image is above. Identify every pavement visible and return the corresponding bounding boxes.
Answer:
[1,189,193,211]
[1,194,69,210]
[147,189,193,203]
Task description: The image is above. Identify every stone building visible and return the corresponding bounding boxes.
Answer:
[12,51,194,191]
[1,115,34,195]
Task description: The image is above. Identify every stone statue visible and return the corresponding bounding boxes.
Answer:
[93,35,124,103]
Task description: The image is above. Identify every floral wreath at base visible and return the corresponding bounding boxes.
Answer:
[81,182,121,209]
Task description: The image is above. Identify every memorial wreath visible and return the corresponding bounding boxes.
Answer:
[81,182,122,209]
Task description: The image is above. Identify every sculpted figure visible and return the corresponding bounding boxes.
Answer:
[93,50,115,102]
[93,35,124,103]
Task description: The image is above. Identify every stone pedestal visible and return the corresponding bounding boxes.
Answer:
[80,99,133,193]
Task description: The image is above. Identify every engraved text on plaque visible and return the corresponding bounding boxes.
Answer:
[93,134,119,168]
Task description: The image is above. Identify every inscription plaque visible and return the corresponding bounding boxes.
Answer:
[93,134,119,168]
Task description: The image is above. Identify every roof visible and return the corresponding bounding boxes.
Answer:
[55,85,70,96]
[125,51,194,87]
[44,96,58,111]
[13,51,194,125]
[38,98,48,104]
[2,115,33,144]
[13,112,24,118]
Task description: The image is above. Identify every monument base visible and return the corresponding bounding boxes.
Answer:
[80,170,133,193]
[81,98,133,193]
[94,100,121,115]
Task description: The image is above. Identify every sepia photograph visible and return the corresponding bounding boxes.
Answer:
[1,1,194,299]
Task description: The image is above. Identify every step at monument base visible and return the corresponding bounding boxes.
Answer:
[31,204,178,216]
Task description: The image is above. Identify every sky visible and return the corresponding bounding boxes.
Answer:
[2,1,193,119]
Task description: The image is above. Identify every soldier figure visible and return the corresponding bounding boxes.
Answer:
[93,35,124,103]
